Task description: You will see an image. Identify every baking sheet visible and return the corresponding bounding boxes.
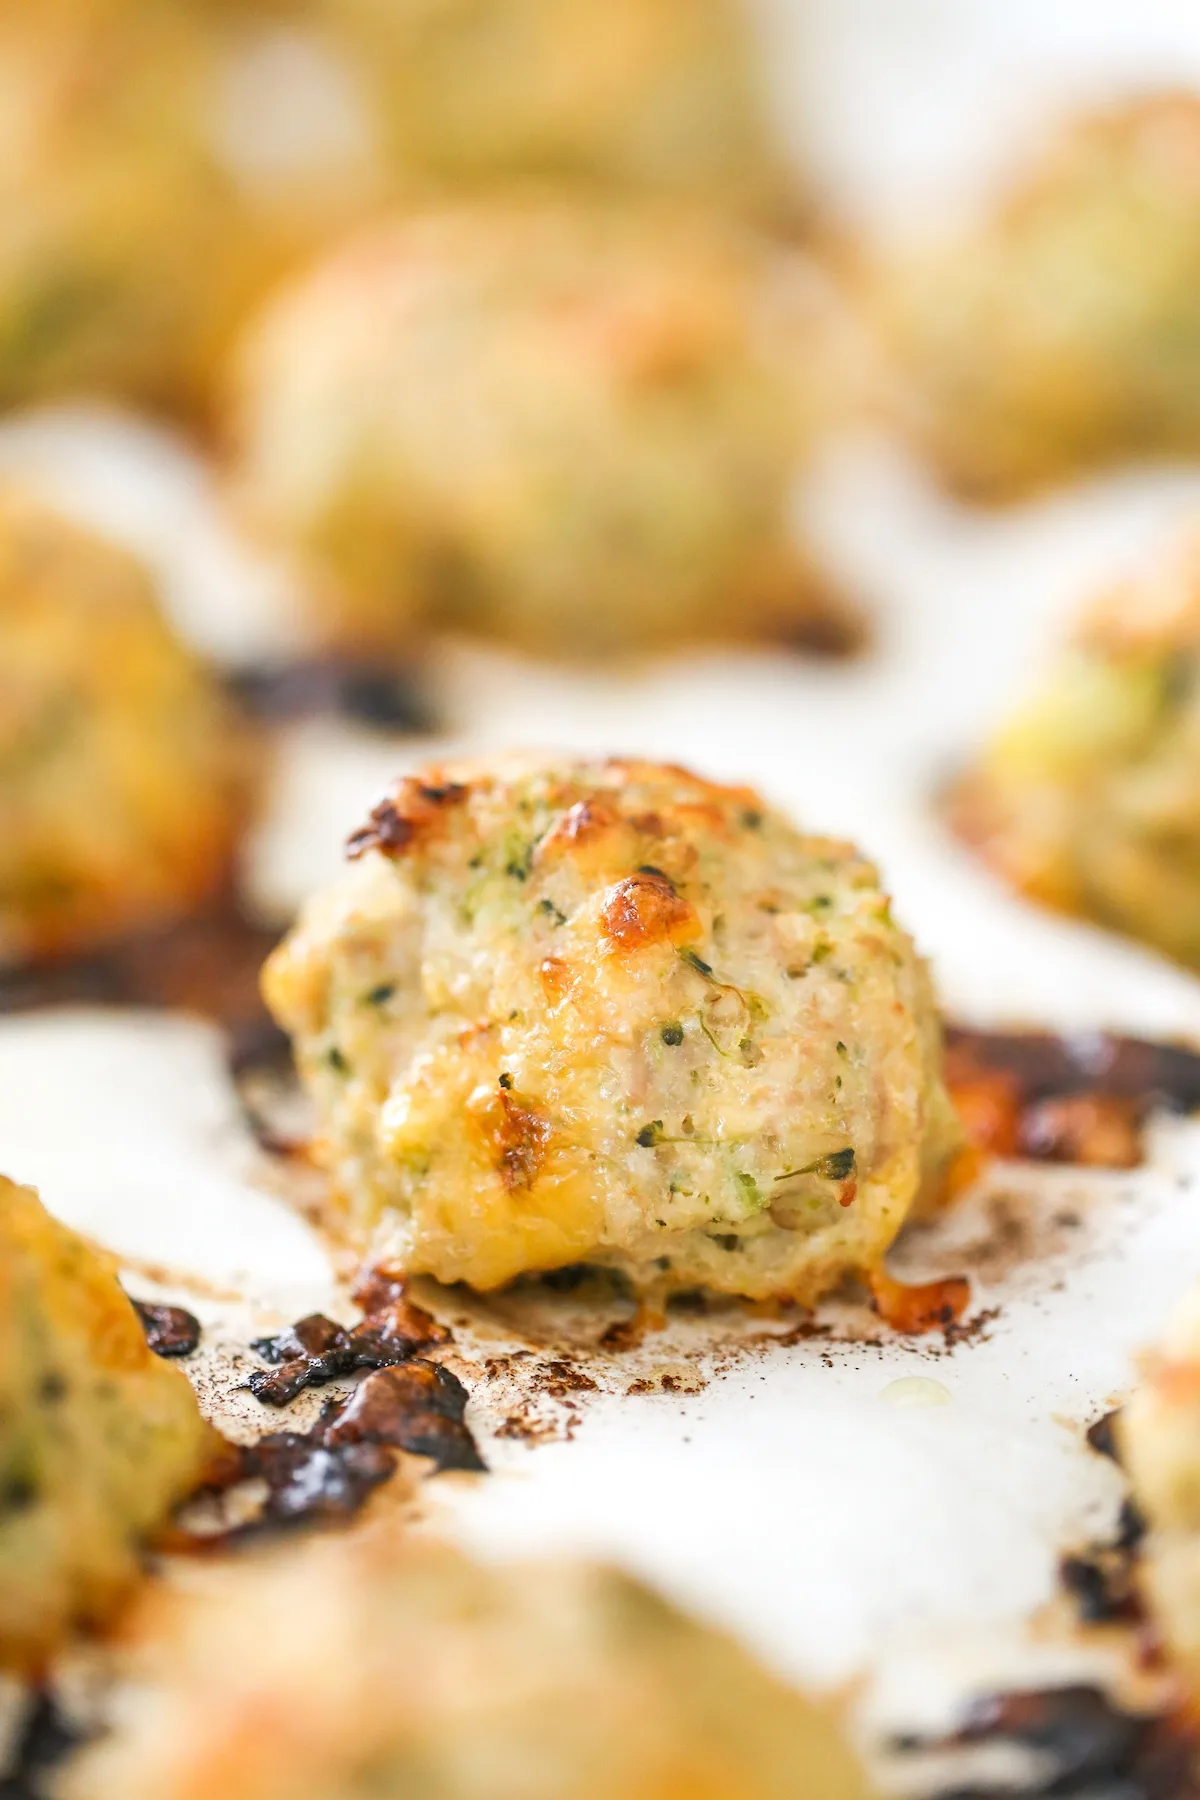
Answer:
[6,0,1200,1739]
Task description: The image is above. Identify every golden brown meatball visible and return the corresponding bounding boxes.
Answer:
[328,0,786,210]
[63,1528,873,1800]
[949,536,1200,970]
[263,756,958,1300]
[0,1176,219,1675]
[227,200,853,658]
[104,0,784,204]
[0,5,405,415]
[876,94,1200,499]
[0,491,250,966]
[0,0,788,416]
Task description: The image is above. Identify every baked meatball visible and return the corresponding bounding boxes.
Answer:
[347,0,784,210]
[0,1176,218,1674]
[0,0,785,415]
[33,0,784,204]
[949,537,1200,969]
[877,93,1200,499]
[63,1529,872,1800]
[0,491,249,966]
[263,757,958,1300]
[0,4,397,415]
[227,200,854,658]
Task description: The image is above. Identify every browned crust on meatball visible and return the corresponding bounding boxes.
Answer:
[599,871,701,950]
[468,1081,553,1191]
[346,777,470,860]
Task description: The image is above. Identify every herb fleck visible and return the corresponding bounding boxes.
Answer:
[327,1046,350,1074]
[680,947,714,978]
[775,1147,856,1183]
[504,840,534,881]
[636,1121,664,1148]
[660,1022,684,1046]
[364,983,395,1006]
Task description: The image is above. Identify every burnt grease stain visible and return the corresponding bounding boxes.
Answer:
[0,908,279,1038]
[131,1298,201,1358]
[227,657,438,735]
[0,1694,87,1800]
[898,1685,1199,1800]
[318,1362,485,1472]
[193,1359,485,1541]
[945,1026,1200,1169]
[246,1289,450,1406]
[192,1275,483,1538]
[1055,1412,1147,1628]
[1058,1513,1147,1627]
[1086,1409,1124,1466]
[224,1018,304,1156]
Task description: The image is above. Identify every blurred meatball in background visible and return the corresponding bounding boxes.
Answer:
[298,0,793,214]
[873,93,1200,500]
[0,4,398,416]
[0,490,251,967]
[949,534,1200,969]
[226,200,858,660]
[0,0,796,421]
[61,1529,873,1800]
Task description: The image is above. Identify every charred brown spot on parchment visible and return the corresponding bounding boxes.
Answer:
[227,656,436,734]
[776,604,867,661]
[1020,1093,1142,1168]
[219,1361,484,1518]
[182,1286,483,1541]
[320,1363,485,1473]
[352,1265,449,1341]
[0,908,280,1037]
[1087,1409,1124,1463]
[945,1024,1200,1170]
[869,1268,971,1334]
[346,777,468,860]
[600,871,700,951]
[131,1299,201,1359]
[1059,1496,1147,1626]
[246,1281,449,1406]
[0,1691,88,1800]
[1059,1411,1148,1627]
[894,1683,1198,1800]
